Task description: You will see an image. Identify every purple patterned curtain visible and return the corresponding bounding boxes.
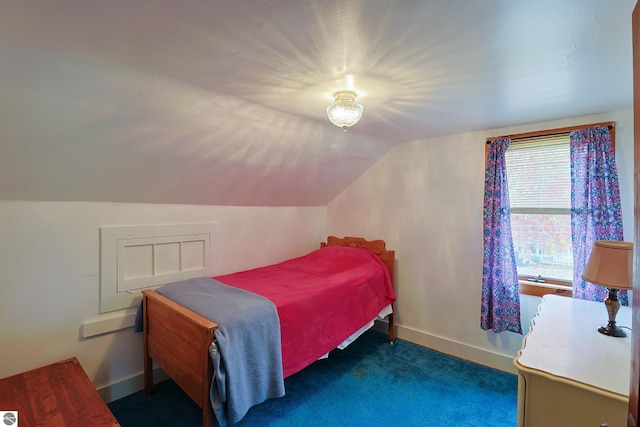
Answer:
[570,126,627,304]
[481,138,522,334]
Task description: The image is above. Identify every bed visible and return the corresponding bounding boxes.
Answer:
[141,236,396,427]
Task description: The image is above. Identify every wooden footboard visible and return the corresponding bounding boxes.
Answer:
[142,289,217,427]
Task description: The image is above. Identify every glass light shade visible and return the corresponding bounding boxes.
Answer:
[326,91,363,130]
[581,240,633,290]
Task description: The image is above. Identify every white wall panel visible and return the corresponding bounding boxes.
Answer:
[100,224,218,313]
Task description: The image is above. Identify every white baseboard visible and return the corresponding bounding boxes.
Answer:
[373,321,517,375]
[98,368,169,404]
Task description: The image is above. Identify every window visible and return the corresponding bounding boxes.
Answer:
[485,121,615,298]
[505,136,573,297]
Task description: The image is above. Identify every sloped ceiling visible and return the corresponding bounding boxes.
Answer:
[0,0,634,206]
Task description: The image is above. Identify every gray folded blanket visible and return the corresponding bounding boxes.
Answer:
[156,277,285,426]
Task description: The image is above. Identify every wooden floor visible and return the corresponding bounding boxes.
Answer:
[0,357,120,426]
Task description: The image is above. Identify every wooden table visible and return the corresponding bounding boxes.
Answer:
[0,357,120,426]
[514,295,631,427]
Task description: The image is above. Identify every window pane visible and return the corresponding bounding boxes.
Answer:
[505,137,570,210]
[510,213,573,281]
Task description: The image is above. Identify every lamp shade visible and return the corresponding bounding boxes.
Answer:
[581,240,633,290]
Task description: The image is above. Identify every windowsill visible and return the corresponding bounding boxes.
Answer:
[519,280,572,298]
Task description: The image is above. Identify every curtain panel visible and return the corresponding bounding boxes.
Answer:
[570,126,627,304]
[481,138,522,334]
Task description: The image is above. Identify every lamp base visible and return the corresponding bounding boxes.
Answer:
[597,288,627,338]
[598,322,627,338]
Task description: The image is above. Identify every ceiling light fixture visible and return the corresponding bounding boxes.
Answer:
[326,91,363,132]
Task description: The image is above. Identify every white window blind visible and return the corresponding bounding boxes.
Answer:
[504,134,573,282]
[505,136,570,213]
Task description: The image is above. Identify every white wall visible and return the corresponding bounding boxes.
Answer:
[0,202,325,399]
[327,110,634,373]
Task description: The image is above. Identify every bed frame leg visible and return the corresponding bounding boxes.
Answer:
[142,293,154,395]
[144,354,154,394]
[388,312,397,345]
[202,403,215,427]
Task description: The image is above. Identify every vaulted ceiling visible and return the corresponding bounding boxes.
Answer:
[0,1,634,206]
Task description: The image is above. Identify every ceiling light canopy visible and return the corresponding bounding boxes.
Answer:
[326,91,363,131]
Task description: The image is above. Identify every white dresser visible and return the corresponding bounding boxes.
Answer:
[514,294,631,427]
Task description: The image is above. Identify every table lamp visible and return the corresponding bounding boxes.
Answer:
[581,240,633,337]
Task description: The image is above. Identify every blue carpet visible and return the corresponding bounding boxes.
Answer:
[109,330,517,426]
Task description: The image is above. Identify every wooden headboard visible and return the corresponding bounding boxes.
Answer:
[321,236,395,286]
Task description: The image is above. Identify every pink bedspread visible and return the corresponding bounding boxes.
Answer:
[214,245,396,378]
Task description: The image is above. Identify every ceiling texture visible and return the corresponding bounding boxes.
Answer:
[0,0,635,206]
